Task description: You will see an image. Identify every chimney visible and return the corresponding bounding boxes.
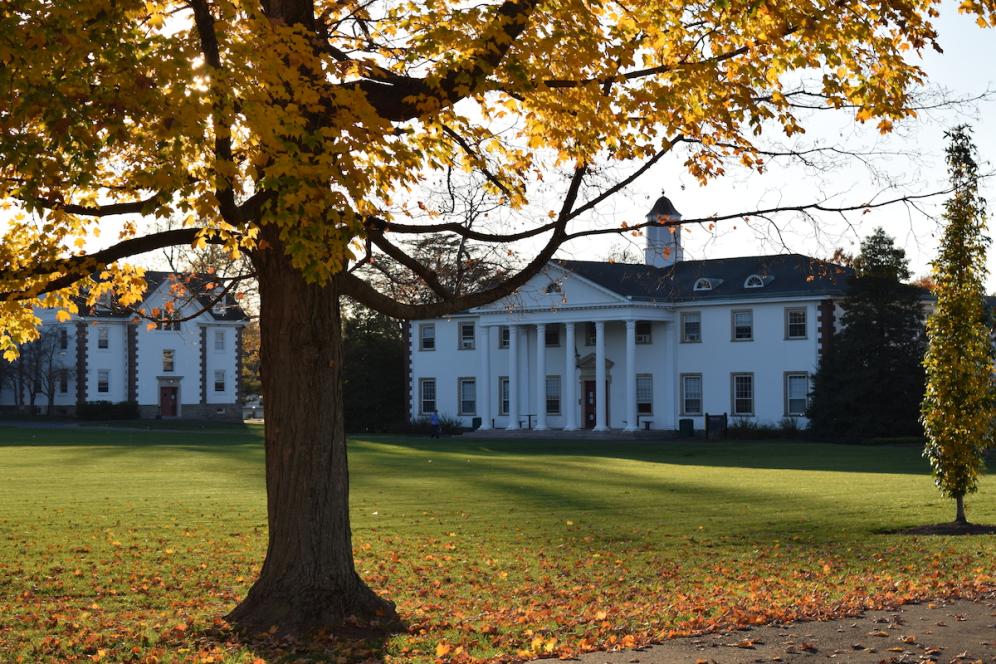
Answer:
[645,194,683,268]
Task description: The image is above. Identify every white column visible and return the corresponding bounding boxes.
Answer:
[594,320,608,431]
[479,326,492,430]
[535,323,547,430]
[624,319,638,431]
[507,324,520,430]
[563,322,578,431]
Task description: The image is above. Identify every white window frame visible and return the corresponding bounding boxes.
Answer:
[693,278,713,292]
[457,377,476,416]
[680,311,701,343]
[785,307,808,340]
[498,376,510,415]
[498,326,510,349]
[544,326,560,347]
[419,378,437,415]
[731,373,754,417]
[635,321,652,344]
[636,374,653,415]
[214,369,226,392]
[785,372,809,416]
[162,349,175,373]
[744,274,765,288]
[97,327,109,350]
[97,369,109,393]
[545,375,561,415]
[680,373,703,416]
[419,323,436,351]
[458,322,475,350]
[214,329,226,352]
[731,309,753,341]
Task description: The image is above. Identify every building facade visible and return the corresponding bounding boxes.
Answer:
[0,272,249,419]
[407,197,850,432]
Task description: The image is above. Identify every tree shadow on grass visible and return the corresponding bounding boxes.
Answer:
[354,434,995,476]
[879,522,996,536]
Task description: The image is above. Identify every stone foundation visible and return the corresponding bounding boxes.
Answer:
[137,403,242,421]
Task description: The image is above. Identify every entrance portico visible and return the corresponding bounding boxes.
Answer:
[475,306,673,432]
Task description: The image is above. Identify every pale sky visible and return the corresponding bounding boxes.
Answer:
[557,3,996,287]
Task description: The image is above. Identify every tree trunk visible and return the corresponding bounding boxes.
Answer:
[226,241,398,635]
[955,494,967,525]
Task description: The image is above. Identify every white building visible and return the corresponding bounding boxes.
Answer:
[0,272,249,419]
[407,196,851,432]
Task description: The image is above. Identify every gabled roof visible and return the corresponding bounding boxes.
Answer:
[82,271,249,321]
[554,254,852,302]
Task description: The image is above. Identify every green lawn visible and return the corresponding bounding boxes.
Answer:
[0,428,992,663]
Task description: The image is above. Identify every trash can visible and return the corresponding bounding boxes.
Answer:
[678,418,694,437]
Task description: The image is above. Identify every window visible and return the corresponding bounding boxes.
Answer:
[212,295,226,316]
[58,371,68,394]
[214,330,225,351]
[162,349,175,373]
[545,281,562,294]
[693,278,713,292]
[419,324,435,351]
[156,314,181,331]
[97,327,109,349]
[785,307,807,339]
[419,378,436,414]
[458,378,476,415]
[744,274,765,288]
[732,373,754,416]
[681,374,703,415]
[544,326,560,347]
[498,376,510,415]
[636,374,653,415]
[458,323,475,350]
[635,321,652,344]
[214,370,226,392]
[785,373,809,416]
[584,322,596,346]
[98,291,113,308]
[545,375,561,415]
[58,328,68,350]
[732,310,753,341]
[680,312,701,343]
[97,370,109,393]
[498,326,510,349]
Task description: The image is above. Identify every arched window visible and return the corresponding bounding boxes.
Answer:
[545,282,563,294]
[744,274,765,289]
[693,278,713,292]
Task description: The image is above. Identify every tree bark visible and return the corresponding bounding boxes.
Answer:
[955,495,967,525]
[226,237,398,635]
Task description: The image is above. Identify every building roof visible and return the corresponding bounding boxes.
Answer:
[646,194,682,219]
[82,271,250,321]
[555,254,853,302]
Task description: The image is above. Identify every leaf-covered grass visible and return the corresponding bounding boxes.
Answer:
[0,428,992,663]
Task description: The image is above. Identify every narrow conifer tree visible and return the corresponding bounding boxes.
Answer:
[921,125,993,525]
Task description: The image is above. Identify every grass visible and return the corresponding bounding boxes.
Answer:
[0,428,993,663]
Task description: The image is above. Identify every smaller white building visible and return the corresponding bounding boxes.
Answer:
[0,272,249,419]
[407,197,851,432]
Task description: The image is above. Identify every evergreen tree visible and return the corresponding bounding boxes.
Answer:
[342,308,406,433]
[921,125,993,525]
[809,228,927,438]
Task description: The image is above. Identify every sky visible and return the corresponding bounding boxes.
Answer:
[555,3,996,286]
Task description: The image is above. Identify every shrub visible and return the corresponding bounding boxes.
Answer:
[76,401,139,420]
[402,414,465,436]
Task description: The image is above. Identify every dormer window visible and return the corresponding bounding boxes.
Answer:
[693,278,714,292]
[744,274,765,288]
[97,291,113,309]
[211,289,227,316]
[545,282,562,294]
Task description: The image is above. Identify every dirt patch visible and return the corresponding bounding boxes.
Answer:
[531,593,996,664]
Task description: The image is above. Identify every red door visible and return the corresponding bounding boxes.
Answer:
[583,380,596,429]
[160,387,178,417]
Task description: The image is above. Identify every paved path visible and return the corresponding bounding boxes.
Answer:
[533,594,996,663]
